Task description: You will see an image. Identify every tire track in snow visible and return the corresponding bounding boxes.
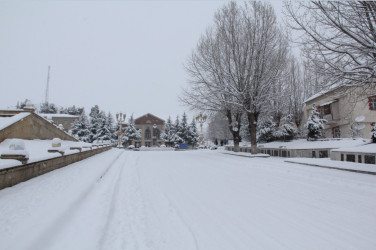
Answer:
[98,152,134,249]
[26,150,127,250]
[100,153,155,250]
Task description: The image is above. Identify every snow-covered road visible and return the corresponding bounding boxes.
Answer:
[1,149,376,250]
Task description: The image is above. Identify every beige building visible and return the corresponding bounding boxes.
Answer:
[39,113,79,131]
[134,113,165,147]
[304,85,376,139]
[0,109,77,143]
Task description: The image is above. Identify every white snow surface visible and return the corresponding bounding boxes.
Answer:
[286,158,376,173]
[0,139,91,169]
[332,143,376,153]
[0,149,375,250]
[0,112,30,130]
[257,138,368,149]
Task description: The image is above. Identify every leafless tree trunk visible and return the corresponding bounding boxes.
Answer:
[181,1,288,154]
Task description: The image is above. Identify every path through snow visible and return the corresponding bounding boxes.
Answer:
[0,149,375,250]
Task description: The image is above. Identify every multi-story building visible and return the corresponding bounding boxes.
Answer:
[134,113,165,147]
[304,85,376,139]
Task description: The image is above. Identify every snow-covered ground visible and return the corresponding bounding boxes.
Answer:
[285,158,376,174]
[257,138,370,149]
[1,149,375,250]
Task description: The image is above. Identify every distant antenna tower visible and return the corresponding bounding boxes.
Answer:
[45,65,51,104]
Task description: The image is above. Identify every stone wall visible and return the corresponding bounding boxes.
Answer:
[0,146,111,190]
[0,113,77,143]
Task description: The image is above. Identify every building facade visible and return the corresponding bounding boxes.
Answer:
[38,113,79,131]
[134,113,165,147]
[0,109,77,142]
[303,85,376,139]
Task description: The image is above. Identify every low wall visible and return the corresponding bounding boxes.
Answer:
[224,146,333,158]
[331,151,376,164]
[0,146,111,190]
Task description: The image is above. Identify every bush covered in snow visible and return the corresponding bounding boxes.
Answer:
[304,104,326,140]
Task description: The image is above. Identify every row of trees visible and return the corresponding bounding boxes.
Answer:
[16,100,200,147]
[71,105,116,143]
[161,113,200,147]
[182,1,376,151]
[16,100,84,115]
[70,107,200,147]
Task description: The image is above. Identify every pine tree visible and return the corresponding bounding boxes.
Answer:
[59,105,84,115]
[71,110,91,142]
[187,118,199,147]
[39,102,58,114]
[122,115,141,146]
[274,114,298,141]
[88,105,101,142]
[94,111,108,141]
[257,117,276,143]
[161,116,177,147]
[173,116,184,144]
[371,123,376,143]
[106,112,116,143]
[304,104,326,140]
[178,113,190,143]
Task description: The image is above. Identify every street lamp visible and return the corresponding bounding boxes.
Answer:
[195,113,207,147]
[116,112,126,148]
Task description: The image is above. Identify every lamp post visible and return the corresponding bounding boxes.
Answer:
[196,113,207,147]
[116,112,126,148]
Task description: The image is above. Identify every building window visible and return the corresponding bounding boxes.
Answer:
[145,127,151,140]
[346,154,355,162]
[332,126,340,138]
[365,155,375,164]
[153,128,160,139]
[322,105,331,115]
[369,96,376,110]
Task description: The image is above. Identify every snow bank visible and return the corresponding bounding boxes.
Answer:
[258,138,368,149]
[0,139,93,169]
[139,147,175,151]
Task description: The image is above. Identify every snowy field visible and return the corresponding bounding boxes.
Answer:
[1,149,376,250]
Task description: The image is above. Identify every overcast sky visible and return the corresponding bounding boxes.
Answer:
[0,0,285,121]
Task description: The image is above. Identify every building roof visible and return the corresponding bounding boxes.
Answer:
[38,113,79,118]
[0,113,30,131]
[304,84,342,103]
[135,113,165,125]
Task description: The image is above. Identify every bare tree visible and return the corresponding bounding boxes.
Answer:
[284,1,376,91]
[181,1,288,153]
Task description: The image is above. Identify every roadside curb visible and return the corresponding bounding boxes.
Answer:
[285,160,376,176]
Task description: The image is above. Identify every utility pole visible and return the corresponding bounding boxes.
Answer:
[45,65,50,104]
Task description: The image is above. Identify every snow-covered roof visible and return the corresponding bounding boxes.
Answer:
[0,113,30,131]
[318,100,337,107]
[304,84,342,103]
[0,108,24,112]
[332,143,376,153]
[38,113,79,118]
[258,138,368,150]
